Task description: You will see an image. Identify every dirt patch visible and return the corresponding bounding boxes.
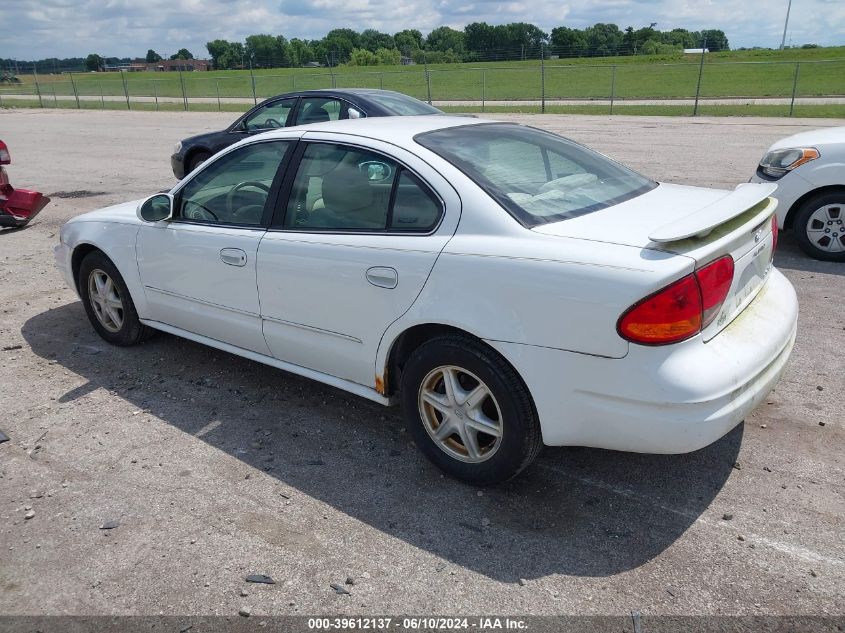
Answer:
[48,190,108,199]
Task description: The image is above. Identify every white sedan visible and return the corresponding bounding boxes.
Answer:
[750,126,845,261]
[55,116,798,484]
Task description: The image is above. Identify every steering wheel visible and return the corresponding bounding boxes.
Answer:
[183,200,219,222]
[263,118,283,128]
[225,181,271,215]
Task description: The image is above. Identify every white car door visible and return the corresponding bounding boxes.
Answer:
[136,139,293,354]
[256,135,461,388]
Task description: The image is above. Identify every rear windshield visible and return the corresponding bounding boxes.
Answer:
[366,92,442,116]
[416,123,656,227]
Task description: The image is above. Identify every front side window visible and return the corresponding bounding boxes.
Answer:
[416,123,656,227]
[295,98,343,125]
[241,99,296,131]
[283,143,441,232]
[178,141,290,226]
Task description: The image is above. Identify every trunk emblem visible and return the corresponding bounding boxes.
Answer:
[754,229,763,243]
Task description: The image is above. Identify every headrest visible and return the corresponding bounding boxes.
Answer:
[322,163,373,212]
[301,106,330,124]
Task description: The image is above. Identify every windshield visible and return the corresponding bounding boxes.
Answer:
[416,123,656,227]
[366,91,442,116]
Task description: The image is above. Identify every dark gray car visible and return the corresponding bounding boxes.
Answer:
[170,89,443,179]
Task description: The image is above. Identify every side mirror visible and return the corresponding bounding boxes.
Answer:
[137,193,174,223]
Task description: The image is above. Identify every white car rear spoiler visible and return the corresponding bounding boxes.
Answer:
[649,183,778,243]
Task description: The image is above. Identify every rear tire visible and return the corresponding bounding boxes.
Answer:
[187,150,212,174]
[78,251,152,346]
[400,335,542,485]
[793,191,845,262]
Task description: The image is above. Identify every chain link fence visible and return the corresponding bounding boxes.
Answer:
[1,59,843,116]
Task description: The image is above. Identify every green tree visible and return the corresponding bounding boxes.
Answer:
[394,29,424,53]
[244,34,290,67]
[698,29,729,51]
[289,38,315,66]
[170,48,194,60]
[662,28,697,49]
[583,23,623,56]
[464,22,496,56]
[426,26,465,55]
[640,40,681,55]
[84,53,103,71]
[374,47,401,65]
[360,29,394,52]
[503,22,548,54]
[218,42,245,69]
[206,39,232,68]
[145,49,162,63]
[348,48,377,66]
[323,28,360,63]
[550,26,588,57]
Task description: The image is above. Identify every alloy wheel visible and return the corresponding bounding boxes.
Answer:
[87,269,124,333]
[418,365,504,463]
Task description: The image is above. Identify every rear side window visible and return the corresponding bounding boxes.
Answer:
[365,91,442,115]
[295,98,343,125]
[282,143,442,232]
[416,123,655,227]
[390,171,441,231]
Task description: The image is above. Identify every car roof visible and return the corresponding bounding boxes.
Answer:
[259,115,499,146]
[263,88,425,99]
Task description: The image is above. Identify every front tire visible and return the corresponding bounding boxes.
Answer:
[187,150,212,174]
[400,335,542,485]
[793,191,845,262]
[78,251,152,346]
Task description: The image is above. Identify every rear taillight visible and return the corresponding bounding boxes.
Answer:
[618,255,735,345]
[0,141,10,165]
[618,275,702,345]
[771,214,778,254]
[696,256,734,328]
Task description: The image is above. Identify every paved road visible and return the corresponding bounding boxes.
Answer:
[0,110,842,619]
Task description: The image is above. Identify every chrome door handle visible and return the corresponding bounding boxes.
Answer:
[220,248,247,267]
[366,266,398,289]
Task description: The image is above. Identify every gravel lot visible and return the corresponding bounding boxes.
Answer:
[0,110,843,618]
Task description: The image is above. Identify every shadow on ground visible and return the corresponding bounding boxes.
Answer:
[23,303,741,582]
[774,231,845,276]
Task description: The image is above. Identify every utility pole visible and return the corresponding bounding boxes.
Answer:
[33,64,43,108]
[780,0,793,50]
[325,54,336,88]
[693,36,707,116]
[540,43,546,114]
[424,52,432,104]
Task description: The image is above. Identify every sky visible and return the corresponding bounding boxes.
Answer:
[3,0,844,60]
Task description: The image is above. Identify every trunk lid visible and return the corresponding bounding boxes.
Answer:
[532,182,778,341]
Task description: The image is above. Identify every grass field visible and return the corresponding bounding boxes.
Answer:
[3,46,844,110]
[4,96,843,119]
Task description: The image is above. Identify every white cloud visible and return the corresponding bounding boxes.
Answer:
[4,0,843,60]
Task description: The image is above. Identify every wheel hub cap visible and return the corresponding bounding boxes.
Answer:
[418,365,503,464]
[806,204,844,253]
[88,269,124,333]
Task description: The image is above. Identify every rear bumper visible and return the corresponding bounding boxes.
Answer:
[489,268,798,454]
